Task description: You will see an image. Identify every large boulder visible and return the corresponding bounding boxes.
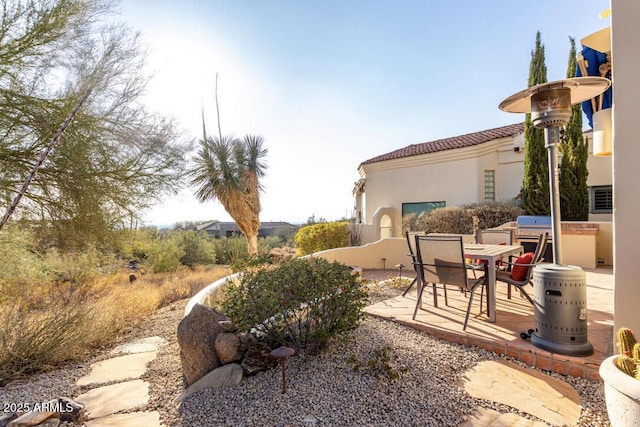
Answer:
[177,304,228,386]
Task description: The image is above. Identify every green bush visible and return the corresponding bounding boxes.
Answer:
[463,201,524,230]
[221,257,368,353]
[416,206,474,234]
[294,221,350,256]
[410,201,523,234]
[145,236,184,273]
[177,231,217,267]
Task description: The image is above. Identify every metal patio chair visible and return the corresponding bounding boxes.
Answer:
[412,234,485,322]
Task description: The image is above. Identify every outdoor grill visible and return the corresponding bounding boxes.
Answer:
[515,215,553,261]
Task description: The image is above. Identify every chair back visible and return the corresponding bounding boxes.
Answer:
[476,229,512,245]
[405,231,417,259]
[415,234,468,289]
[533,232,549,264]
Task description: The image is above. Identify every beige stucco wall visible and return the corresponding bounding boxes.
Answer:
[360,137,520,237]
[611,0,640,337]
[358,132,613,240]
[315,238,409,270]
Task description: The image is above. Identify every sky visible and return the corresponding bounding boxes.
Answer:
[118,0,611,227]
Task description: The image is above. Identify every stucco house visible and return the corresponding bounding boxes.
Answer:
[354,122,612,246]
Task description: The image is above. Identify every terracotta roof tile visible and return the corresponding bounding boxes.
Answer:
[360,122,524,166]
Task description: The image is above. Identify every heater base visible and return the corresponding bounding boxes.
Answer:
[531,333,594,357]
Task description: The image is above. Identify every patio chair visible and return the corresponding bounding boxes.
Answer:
[470,229,514,296]
[401,231,421,297]
[412,234,485,321]
[463,232,548,331]
[495,231,549,305]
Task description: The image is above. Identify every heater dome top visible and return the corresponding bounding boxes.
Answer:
[499,77,610,114]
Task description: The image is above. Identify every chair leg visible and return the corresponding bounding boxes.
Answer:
[463,286,477,331]
[432,283,438,308]
[443,285,449,306]
[402,277,417,297]
[508,284,512,300]
[518,286,535,306]
[413,281,425,320]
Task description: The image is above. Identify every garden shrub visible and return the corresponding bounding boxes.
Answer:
[221,257,368,353]
[415,206,474,234]
[177,230,217,267]
[294,221,350,256]
[463,201,524,230]
[410,201,523,233]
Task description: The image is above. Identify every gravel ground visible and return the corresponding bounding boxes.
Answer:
[1,280,611,426]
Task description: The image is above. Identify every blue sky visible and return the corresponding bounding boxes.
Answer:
[119,0,610,226]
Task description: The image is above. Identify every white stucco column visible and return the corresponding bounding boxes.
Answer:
[611,0,640,336]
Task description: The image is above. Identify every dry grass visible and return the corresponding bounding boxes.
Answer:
[0,265,231,384]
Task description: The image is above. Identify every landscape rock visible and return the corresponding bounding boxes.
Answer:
[7,410,57,427]
[218,320,238,332]
[214,333,243,365]
[241,342,276,375]
[175,363,243,403]
[56,397,86,424]
[177,304,228,386]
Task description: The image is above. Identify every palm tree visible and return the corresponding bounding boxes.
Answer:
[190,134,267,255]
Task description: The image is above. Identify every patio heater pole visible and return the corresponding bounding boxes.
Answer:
[544,125,563,264]
[500,77,610,357]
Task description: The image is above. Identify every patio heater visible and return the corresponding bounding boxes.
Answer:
[499,77,610,356]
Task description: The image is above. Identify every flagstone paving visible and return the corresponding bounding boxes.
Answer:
[461,359,582,426]
[77,352,158,386]
[72,336,164,426]
[460,407,548,426]
[85,411,161,427]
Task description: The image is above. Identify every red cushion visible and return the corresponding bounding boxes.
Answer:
[511,252,534,281]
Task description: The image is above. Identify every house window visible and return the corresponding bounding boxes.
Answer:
[590,185,613,213]
[484,170,495,202]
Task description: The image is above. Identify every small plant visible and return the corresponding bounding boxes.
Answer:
[346,345,407,381]
[614,327,640,380]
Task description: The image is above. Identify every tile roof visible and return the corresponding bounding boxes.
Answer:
[360,122,524,166]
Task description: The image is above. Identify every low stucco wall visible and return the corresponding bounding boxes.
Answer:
[314,238,408,270]
[184,272,239,317]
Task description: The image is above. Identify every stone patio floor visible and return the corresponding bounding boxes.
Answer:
[362,266,614,381]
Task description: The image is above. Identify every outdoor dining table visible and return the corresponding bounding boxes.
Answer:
[464,243,523,323]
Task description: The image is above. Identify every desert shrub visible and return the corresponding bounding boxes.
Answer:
[212,237,248,264]
[0,302,90,385]
[294,221,350,256]
[463,201,524,229]
[415,206,474,234]
[145,236,184,273]
[221,257,368,353]
[177,230,217,267]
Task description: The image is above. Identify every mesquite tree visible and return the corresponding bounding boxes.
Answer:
[0,0,189,250]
